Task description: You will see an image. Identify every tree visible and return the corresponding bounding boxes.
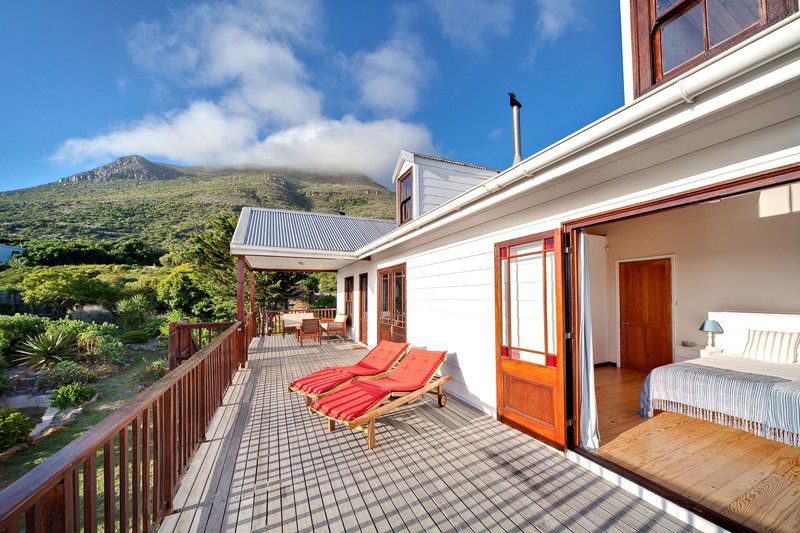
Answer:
[21,267,119,316]
[156,265,208,314]
[183,213,313,317]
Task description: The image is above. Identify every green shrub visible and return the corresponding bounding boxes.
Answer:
[0,354,8,370]
[50,383,95,409]
[0,314,50,357]
[46,319,124,364]
[15,331,78,369]
[116,294,154,332]
[159,310,186,338]
[120,330,151,344]
[0,374,11,395]
[134,358,168,388]
[0,408,33,450]
[311,295,336,309]
[35,361,99,390]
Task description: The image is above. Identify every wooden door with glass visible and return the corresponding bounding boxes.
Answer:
[359,273,368,344]
[377,263,406,343]
[494,231,566,448]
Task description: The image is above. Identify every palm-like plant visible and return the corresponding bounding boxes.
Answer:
[15,331,78,369]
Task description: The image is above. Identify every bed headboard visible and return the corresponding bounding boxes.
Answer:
[708,311,800,358]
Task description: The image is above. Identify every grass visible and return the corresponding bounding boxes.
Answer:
[0,348,162,489]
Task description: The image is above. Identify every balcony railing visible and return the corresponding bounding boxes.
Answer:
[263,308,337,335]
[0,312,257,532]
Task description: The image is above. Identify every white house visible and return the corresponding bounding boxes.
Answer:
[231,3,800,531]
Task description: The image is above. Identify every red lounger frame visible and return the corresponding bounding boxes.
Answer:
[308,347,451,449]
[287,340,409,404]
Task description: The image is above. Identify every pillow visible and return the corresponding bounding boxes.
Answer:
[741,329,800,364]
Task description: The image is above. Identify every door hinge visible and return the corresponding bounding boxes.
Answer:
[565,332,574,340]
[564,246,573,255]
[567,418,575,427]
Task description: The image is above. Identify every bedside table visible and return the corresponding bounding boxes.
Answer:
[673,346,701,363]
[700,348,723,357]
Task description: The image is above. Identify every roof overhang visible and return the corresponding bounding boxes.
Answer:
[231,243,359,272]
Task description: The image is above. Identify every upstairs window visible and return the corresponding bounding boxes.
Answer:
[397,171,413,225]
[630,0,795,97]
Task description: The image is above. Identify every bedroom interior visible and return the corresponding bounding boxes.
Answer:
[577,182,800,531]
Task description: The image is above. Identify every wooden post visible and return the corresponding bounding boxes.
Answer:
[236,255,246,321]
[249,269,256,314]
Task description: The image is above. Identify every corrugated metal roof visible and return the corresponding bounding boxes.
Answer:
[238,208,396,252]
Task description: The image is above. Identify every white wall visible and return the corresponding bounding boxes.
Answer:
[416,159,496,216]
[586,235,611,364]
[591,189,800,359]
[619,0,634,105]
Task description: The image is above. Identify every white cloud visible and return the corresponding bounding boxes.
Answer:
[488,128,503,140]
[355,36,432,117]
[426,0,513,51]
[53,0,433,185]
[534,0,578,41]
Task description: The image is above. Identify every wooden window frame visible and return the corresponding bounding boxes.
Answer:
[495,233,558,367]
[630,0,796,98]
[396,170,413,226]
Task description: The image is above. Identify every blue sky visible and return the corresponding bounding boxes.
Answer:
[0,0,623,190]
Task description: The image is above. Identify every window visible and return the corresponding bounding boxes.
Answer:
[380,272,390,323]
[497,236,557,367]
[344,276,354,326]
[630,0,795,97]
[392,269,405,327]
[397,171,413,225]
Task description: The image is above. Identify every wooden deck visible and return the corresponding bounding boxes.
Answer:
[160,336,693,532]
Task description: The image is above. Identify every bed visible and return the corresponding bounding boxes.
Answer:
[640,312,800,446]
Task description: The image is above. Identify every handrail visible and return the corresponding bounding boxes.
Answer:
[0,313,256,531]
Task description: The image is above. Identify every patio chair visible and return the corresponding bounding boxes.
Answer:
[288,340,410,404]
[322,313,347,343]
[298,318,322,346]
[281,312,314,337]
[308,347,451,449]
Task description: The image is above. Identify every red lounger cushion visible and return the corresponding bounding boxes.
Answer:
[311,348,447,421]
[289,340,409,395]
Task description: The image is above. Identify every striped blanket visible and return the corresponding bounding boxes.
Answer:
[640,361,800,446]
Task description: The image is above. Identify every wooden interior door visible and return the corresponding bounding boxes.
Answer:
[495,231,566,449]
[377,264,406,343]
[619,258,672,372]
[359,273,368,344]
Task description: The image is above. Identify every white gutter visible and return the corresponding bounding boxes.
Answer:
[229,243,357,261]
[355,14,800,259]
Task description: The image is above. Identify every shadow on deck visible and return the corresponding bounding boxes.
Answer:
[160,336,694,532]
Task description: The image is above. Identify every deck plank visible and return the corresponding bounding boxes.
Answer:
[163,336,694,532]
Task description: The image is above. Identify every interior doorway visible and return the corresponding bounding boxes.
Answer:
[618,257,673,372]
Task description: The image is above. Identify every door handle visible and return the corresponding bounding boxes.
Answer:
[620,321,630,327]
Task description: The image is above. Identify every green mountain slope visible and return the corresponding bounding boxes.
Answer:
[0,156,395,247]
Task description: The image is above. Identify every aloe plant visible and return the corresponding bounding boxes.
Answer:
[15,331,77,369]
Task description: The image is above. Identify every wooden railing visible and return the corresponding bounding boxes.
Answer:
[0,313,257,532]
[167,319,234,370]
[263,308,337,335]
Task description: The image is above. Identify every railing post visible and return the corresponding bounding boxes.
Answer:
[168,321,178,370]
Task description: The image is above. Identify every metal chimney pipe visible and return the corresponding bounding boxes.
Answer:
[509,92,522,166]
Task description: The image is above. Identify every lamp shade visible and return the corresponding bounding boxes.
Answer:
[699,319,724,333]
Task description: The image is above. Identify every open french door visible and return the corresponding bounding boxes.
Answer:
[494,230,566,449]
[377,263,406,343]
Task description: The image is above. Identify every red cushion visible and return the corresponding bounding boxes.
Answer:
[311,381,390,421]
[311,348,447,421]
[356,340,409,373]
[290,368,354,395]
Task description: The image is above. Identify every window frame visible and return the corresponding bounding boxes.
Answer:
[630,0,796,98]
[397,170,413,226]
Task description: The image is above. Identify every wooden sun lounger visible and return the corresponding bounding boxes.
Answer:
[308,348,451,449]
[287,340,410,404]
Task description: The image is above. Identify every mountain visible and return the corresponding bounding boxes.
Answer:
[0,156,395,247]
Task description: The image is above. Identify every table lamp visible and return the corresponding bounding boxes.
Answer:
[699,319,723,350]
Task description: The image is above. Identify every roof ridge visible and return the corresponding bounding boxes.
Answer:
[247,206,395,224]
[410,152,502,173]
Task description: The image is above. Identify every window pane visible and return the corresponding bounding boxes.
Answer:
[508,254,545,355]
[545,251,556,354]
[661,2,706,73]
[509,240,543,257]
[393,272,405,326]
[381,274,389,323]
[400,177,411,200]
[656,0,681,14]
[708,0,760,46]
[501,259,508,346]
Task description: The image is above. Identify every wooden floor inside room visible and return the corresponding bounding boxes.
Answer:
[595,365,648,444]
[594,366,800,532]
